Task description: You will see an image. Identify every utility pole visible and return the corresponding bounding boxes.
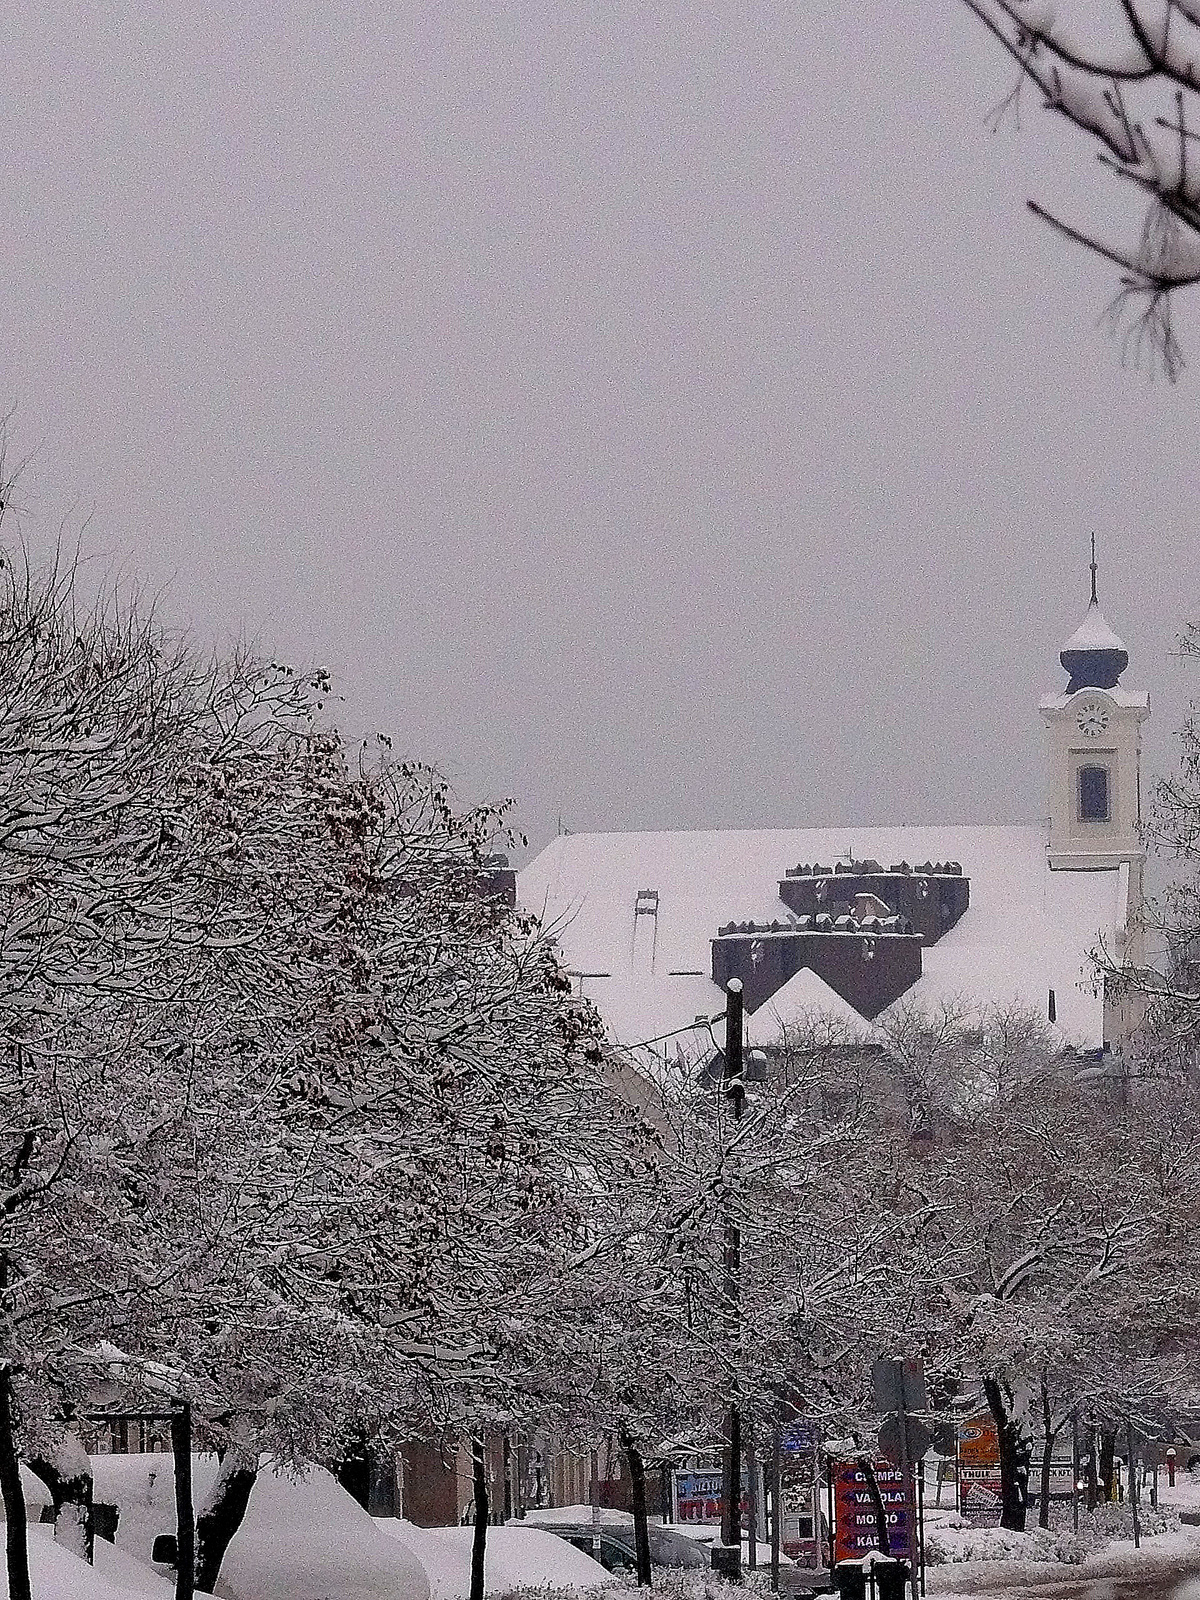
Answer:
[769,1419,781,1594]
[1126,1420,1141,1549]
[1071,1412,1080,1536]
[717,979,745,1580]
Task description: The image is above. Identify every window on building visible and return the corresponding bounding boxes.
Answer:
[1078,765,1110,823]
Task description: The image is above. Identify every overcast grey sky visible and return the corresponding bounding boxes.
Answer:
[4,2,1199,853]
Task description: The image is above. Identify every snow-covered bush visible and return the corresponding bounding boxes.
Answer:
[613,1569,775,1600]
[925,1496,1181,1567]
[493,1590,614,1600]
[1054,1498,1180,1555]
[924,1521,1084,1565]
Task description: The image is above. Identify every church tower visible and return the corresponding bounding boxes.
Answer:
[1040,545,1149,873]
[1041,546,1148,1051]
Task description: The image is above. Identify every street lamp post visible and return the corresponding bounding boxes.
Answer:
[716,978,745,1580]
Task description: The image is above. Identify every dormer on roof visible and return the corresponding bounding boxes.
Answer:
[778,860,969,945]
[711,914,922,1020]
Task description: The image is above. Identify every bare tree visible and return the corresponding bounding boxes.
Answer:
[961,0,1200,376]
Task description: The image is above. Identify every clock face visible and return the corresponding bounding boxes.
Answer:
[1076,700,1110,738]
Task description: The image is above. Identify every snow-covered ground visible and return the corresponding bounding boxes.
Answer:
[12,1465,1200,1600]
[923,1472,1200,1597]
[3,1468,616,1600]
[928,1526,1200,1596]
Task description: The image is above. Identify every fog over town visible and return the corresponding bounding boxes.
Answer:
[4,2,1200,849]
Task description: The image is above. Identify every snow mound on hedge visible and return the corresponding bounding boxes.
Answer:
[378,1521,615,1600]
[222,1466,430,1600]
[925,1521,1083,1565]
[1071,1500,1179,1553]
[927,1501,1182,1566]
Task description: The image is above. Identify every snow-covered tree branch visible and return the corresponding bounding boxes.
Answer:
[961,0,1200,375]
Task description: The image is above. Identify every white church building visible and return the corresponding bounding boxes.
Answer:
[518,582,1149,1065]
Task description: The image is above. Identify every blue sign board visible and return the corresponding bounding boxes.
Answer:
[674,1468,749,1525]
[782,1422,819,1454]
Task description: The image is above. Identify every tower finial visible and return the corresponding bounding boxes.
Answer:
[1089,532,1098,606]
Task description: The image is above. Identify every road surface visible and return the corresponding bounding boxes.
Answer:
[931,1554,1200,1598]
[1001,1573,1199,1598]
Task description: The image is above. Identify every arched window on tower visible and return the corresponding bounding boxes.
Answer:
[1078,764,1110,823]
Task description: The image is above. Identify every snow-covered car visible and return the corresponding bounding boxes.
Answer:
[17,1526,182,1600]
[90,1455,430,1600]
[522,1520,707,1571]
[377,1519,616,1599]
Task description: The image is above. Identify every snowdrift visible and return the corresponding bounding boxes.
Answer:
[0,1525,179,1600]
[90,1455,429,1600]
[0,1466,53,1521]
[377,1520,615,1600]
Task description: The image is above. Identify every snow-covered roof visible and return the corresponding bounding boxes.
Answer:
[1039,686,1149,712]
[519,824,1126,1052]
[1060,600,1127,657]
[745,964,875,1043]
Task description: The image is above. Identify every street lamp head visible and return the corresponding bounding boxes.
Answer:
[726,978,743,996]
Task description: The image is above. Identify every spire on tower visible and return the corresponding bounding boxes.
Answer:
[1059,535,1128,691]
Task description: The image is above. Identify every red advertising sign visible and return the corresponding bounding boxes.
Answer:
[957,1417,1003,1527]
[831,1459,912,1563]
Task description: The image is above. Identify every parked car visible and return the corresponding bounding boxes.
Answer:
[526,1520,708,1571]
[378,1521,616,1599]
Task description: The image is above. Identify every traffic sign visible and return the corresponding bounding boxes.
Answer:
[871,1358,928,1414]
[878,1414,933,1466]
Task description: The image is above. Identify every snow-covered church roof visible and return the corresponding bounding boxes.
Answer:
[519,824,1128,1059]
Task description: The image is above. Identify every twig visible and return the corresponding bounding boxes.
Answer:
[1026,200,1153,278]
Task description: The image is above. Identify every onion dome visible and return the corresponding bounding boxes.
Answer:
[1060,600,1128,691]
